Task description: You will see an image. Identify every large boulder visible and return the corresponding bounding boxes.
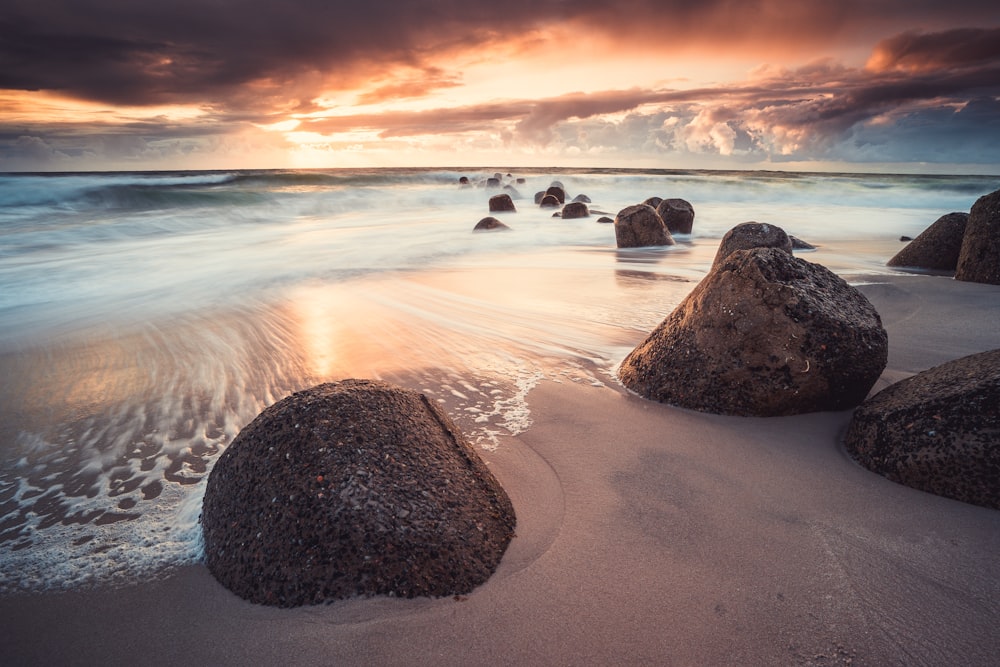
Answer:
[713,221,793,267]
[845,349,1000,509]
[489,193,516,213]
[614,204,675,248]
[201,380,516,607]
[656,198,695,234]
[545,185,566,204]
[887,212,969,271]
[956,188,1000,284]
[619,247,888,416]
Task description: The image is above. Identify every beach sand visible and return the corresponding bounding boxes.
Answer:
[2,273,1000,666]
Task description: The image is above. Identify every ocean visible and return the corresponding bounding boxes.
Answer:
[0,167,996,593]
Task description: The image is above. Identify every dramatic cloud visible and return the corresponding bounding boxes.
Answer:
[1,1,998,170]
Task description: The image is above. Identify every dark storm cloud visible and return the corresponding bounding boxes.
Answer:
[2,0,997,109]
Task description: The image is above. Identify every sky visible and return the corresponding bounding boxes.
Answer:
[1,0,999,173]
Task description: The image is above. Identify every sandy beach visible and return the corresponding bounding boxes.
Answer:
[1,272,998,666]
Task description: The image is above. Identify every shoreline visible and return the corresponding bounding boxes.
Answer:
[3,273,1000,665]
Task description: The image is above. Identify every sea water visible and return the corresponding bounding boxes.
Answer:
[0,167,995,592]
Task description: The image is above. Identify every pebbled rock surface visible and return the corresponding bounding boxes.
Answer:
[619,247,888,416]
[201,379,516,607]
[845,348,1000,510]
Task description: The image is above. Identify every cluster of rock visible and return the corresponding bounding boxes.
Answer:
[613,197,694,248]
[472,176,598,231]
[845,349,1000,509]
[201,380,516,607]
[889,187,1000,284]
[619,223,888,416]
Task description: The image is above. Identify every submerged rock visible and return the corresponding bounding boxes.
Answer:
[474,217,510,231]
[201,380,516,607]
[656,198,695,235]
[956,188,1000,284]
[619,247,887,416]
[545,185,566,204]
[888,212,968,271]
[845,349,1000,509]
[539,194,561,208]
[561,201,590,219]
[713,222,793,267]
[614,204,675,248]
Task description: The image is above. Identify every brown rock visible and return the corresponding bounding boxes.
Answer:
[887,212,969,271]
[545,185,566,204]
[642,196,663,208]
[956,189,1000,284]
[713,222,793,267]
[540,194,561,208]
[656,198,695,234]
[845,348,1000,509]
[474,217,510,231]
[201,380,516,607]
[489,193,516,213]
[619,247,888,416]
[561,202,590,219]
[614,204,675,248]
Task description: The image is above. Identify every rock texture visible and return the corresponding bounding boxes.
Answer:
[713,222,793,267]
[888,212,969,271]
[474,217,510,231]
[561,202,590,219]
[845,349,1000,509]
[614,204,675,248]
[956,188,1000,284]
[656,198,695,234]
[489,193,516,213]
[201,380,516,607]
[619,247,888,416]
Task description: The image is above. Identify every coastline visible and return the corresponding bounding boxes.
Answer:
[2,272,1000,665]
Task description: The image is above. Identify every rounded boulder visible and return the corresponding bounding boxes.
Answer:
[656,198,695,234]
[888,212,969,271]
[474,217,510,231]
[713,221,793,267]
[956,188,1000,284]
[619,248,888,416]
[614,204,675,248]
[201,380,516,607]
[489,193,516,213]
[845,348,1000,509]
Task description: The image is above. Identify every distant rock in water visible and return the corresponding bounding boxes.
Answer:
[900,235,913,242]
[561,202,590,219]
[887,212,968,271]
[790,236,816,250]
[539,194,561,208]
[956,188,1000,284]
[619,247,888,416]
[458,176,470,186]
[545,185,566,204]
[474,217,510,231]
[572,194,592,203]
[485,177,501,188]
[597,216,614,224]
[713,221,793,267]
[656,198,695,234]
[489,193,516,212]
[614,204,675,248]
[845,348,1000,510]
[201,380,516,607]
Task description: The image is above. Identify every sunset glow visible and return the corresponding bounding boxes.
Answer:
[1,1,998,172]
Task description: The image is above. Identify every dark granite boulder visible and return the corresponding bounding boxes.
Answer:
[545,185,566,204]
[201,380,516,607]
[956,189,1000,284]
[713,222,793,267]
[474,217,510,231]
[540,194,561,208]
[656,198,695,234]
[888,212,969,271]
[614,204,675,248]
[561,202,590,219]
[489,193,516,213]
[642,196,663,208]
[845,349,1000,509]
[572,194,591,203]
[619,247,888,416]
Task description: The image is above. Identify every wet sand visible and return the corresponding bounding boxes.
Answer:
[2,273,1000,666]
